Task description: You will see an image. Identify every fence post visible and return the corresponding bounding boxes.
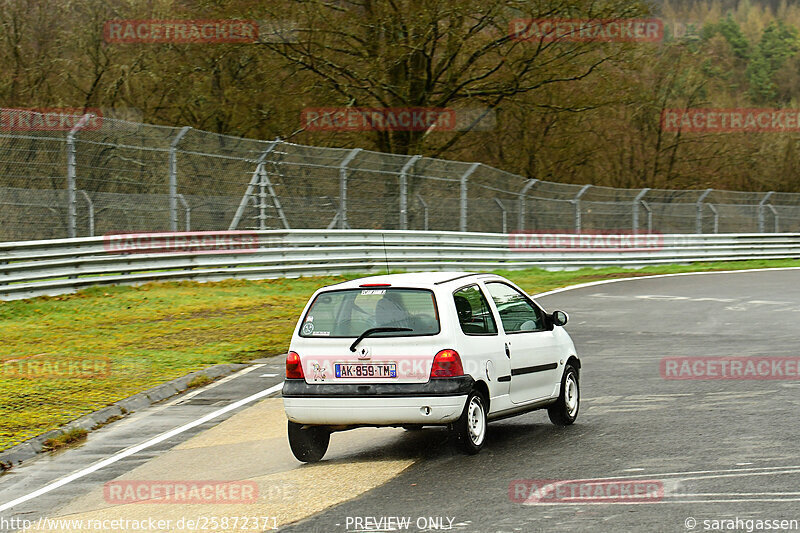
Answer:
[66,114,93,239]
[324,196,341,229]
[641,200,653,233]
[339,148,361,230]
[78,190,94,237]
[229,139,280,231]
[494,198,507,234]
[696,188,713,234]
[707,203,719,233]
[261,165,290,229]
[177,194,190,231]
[169,126,191,232]
[758,191,775,233]
[572,185,591,234]
[632,188,650,234]
[517,179,539,231]
[416,194,429,231]
[399,155,421,230]
[767,204,779,232]
[259,168,267,230]
[460,163,480,232]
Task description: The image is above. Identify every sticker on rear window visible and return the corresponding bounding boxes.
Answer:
[301,322,314,335]
[312,331,330,336]
[360,289,386,295]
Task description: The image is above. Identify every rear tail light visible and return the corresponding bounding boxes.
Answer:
[430,349,464,378]
[286,351,304,379]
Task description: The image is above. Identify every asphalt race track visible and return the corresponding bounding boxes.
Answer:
[281,269,800,533]
[2,269,800,533]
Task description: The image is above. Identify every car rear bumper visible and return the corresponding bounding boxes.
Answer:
[282,376,473,425]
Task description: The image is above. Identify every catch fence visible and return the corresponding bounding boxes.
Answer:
[1,109,799,242]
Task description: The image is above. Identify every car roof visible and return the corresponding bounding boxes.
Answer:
[321,271,499,290]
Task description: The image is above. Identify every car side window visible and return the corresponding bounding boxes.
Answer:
[485,282,544,333]
[453,285,498,335]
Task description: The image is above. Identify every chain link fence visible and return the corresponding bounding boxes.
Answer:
[2,108,800,242]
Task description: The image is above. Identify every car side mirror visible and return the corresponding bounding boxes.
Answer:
[551,310,568,328]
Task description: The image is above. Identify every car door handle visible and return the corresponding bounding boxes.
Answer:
[504,344,510,358]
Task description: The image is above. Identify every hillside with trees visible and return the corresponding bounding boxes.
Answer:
[2,0,800,192]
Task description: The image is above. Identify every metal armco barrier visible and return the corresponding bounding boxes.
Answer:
[1,230,799,301]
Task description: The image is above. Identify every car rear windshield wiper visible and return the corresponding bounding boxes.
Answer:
[349,327,412,352]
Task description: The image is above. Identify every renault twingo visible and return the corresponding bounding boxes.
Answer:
[282,272,580,462]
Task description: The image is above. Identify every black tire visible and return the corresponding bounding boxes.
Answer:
[287,421,330,462]
[452,389,487,454]
[547,364,579,426]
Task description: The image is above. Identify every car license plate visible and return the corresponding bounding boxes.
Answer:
[335,363,397,378]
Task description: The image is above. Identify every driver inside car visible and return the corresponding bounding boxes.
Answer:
[375,292,412,329]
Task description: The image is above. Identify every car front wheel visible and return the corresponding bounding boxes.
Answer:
[288,421,330,462]
[452,389,487,454]
[547,363,579,426]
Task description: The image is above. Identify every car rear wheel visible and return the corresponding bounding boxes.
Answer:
[547,364,579,426]
[452,389,487,454]
[288,421,330,462]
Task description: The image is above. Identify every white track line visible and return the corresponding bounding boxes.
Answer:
[521,462,800,506]
[529,268,800,506]
[528,498,800,505]
[532,266,800,298]
[163,364,265,407]
[530,464,800,482]
[0,381,284,513]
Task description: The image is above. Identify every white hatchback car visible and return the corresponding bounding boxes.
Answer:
[282,272,580,462]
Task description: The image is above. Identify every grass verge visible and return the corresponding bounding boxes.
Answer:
[187,374,213,389]
[41,427,88,452]
[1,258,798,451]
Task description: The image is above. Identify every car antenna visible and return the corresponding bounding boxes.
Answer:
[382,233,390,275]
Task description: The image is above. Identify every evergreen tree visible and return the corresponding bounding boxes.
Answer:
[746,21,799,103]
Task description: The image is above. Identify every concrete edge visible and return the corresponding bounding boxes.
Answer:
[0,362,250,471]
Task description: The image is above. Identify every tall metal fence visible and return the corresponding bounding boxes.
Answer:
[2,108,800,242]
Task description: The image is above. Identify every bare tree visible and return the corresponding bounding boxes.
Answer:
[260,0,653,155]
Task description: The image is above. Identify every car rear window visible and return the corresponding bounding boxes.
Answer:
[300,288,440,338]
